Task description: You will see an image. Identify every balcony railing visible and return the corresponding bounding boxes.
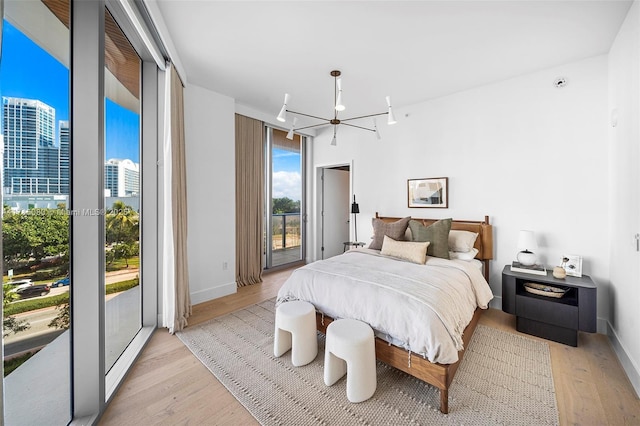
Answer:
[271,212,301,251]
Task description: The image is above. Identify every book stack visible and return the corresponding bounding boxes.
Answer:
[510,261,547,275]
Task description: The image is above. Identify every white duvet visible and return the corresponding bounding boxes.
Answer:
[276,249,493,364]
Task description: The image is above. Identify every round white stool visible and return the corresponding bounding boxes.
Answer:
[324,318,377,403]
[274,301,318,366]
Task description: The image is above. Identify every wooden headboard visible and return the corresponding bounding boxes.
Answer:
[374,213,494,279]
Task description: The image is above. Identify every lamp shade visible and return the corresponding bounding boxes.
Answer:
[351,195,359,214]
[335,78,345,111]
[517,230,538,251]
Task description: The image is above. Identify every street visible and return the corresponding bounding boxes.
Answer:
[3,268,139,358]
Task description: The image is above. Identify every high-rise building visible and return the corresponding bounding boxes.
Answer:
[2,97,69,195]
[105,158,139,197]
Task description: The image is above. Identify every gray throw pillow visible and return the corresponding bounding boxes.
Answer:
[409,218,452,259]
[369,217,411,250]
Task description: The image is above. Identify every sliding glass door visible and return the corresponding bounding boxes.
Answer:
[265,127,306,268]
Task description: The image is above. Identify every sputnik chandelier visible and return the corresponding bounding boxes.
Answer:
[276,70,397,145]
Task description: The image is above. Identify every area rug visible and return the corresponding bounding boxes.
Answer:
[177,298,559,425]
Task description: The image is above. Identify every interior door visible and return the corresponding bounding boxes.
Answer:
[321,167,350,259]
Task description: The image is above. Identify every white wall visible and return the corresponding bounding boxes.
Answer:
[608,0,640,396]
[312,56,610,323]
[184,84,237,304]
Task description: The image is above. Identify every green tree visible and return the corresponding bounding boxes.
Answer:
[48,303,69,330]
[3,284,30,337]
[105,201,138,265]
[2,205,69,267]
[272,197,300,214]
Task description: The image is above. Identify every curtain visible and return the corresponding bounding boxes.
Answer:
[235,114,264,286]
[162,62,191,333]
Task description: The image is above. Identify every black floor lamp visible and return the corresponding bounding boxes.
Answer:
[351,195,360,242]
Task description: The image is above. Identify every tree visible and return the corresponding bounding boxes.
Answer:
[2,205,69,267]
[3,284,30,337]
[272,197,300,214]
[48,303,69,330]
[105,201,138,266]
[105,201,139,245]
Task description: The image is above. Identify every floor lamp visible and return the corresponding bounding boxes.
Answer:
[351,195,360,242]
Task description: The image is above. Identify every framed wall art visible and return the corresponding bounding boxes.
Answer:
[562,254,583,277]
[407,177,448,208]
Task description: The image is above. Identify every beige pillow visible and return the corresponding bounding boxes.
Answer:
[448,230,479,253]
[380,235,430,264]
[369,216,411,250]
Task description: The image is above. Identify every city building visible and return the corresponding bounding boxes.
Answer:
[104,158,139,197]
[1,97,69,196]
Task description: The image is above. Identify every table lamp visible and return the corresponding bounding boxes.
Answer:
[516,230,538,266]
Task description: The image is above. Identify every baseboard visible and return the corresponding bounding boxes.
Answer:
[607,321,640,398]
[190,281,237,305]
[489,295,502,310]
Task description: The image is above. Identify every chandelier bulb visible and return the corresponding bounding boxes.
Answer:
[277,93,289,122]
[335,78,345,111]
[386,96,397,125]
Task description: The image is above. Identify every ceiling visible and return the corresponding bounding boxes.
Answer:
[154,1,632,128]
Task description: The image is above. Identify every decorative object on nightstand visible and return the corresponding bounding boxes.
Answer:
[552,266,567,279]
[553,257,568,279]
[563,254,582,277]
[516,230,538,266]
[511,261,547,275]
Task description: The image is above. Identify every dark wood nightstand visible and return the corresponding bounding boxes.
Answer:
[502,265,597,346]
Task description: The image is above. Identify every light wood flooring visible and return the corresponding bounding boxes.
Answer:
[99,267,640,425]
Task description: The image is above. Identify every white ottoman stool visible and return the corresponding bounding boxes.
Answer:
[274,301,318,366]
[324,319,377,403]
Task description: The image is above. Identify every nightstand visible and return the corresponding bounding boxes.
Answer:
[502,265,596,346]
[343,242,365,252]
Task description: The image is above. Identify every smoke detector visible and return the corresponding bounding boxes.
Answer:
[554,77,568,88]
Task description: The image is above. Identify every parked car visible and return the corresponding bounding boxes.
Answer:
[15,284,50,299]
[52,277,70,287]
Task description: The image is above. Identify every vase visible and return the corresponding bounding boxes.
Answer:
[553,266,566,279]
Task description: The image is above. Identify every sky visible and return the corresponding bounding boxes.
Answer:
[1,19,300,200]
[0,19,140,163]
[272,148,301,202]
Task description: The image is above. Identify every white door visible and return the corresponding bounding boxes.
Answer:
[321,167,350,259]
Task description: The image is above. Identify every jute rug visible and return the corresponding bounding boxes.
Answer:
[177,298,559,425]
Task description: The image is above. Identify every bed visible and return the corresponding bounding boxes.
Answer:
[276,214,494,414]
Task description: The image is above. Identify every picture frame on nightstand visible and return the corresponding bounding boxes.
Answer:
[563,254,582,277]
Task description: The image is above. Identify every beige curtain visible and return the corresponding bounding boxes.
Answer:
[235,114,264,286]
[162,63,191,333]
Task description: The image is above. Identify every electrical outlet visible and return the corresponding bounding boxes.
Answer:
[222,261,228,270]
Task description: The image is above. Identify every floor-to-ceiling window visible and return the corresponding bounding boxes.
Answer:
[103,7,141,374]
[0,0,161,422]
[1,1,72,423]
[265,127,305,268]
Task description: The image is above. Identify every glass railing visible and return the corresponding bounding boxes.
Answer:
[271,213,301,251]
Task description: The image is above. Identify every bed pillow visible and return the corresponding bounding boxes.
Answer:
[381,236,430,264]
[449,248,479,261]
[448,230,479,253]
[409,218,452,259]
[369,216,411,250]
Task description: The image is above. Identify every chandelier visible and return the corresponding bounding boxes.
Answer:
[276,70,397,145]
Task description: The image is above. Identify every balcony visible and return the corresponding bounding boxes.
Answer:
[270,213,302,267]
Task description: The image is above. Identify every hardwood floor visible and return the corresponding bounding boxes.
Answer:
[100,267,640,425]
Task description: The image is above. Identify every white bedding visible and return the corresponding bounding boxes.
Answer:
[276,249,493,364]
